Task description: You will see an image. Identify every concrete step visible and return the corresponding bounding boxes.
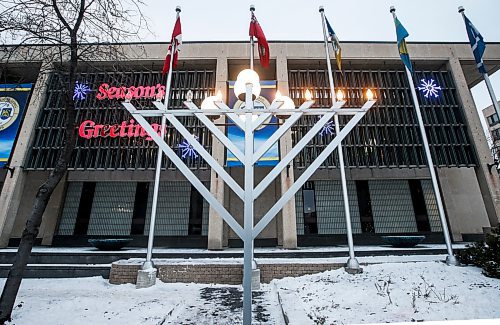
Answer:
[0,245,466,278]
[0,245,464,265]
[0,264,110,279]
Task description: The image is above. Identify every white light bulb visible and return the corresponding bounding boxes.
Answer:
[233,69,261,101]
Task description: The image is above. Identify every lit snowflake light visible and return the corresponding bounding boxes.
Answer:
[319,121,335,137]
[73,81,91,101]
[417,79,442,98]
[178,136,199,159]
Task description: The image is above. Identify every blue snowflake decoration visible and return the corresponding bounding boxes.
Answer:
[73,81,91,101]
[178,136,199,159]
[417,79,442,98]
[319,121,335,137]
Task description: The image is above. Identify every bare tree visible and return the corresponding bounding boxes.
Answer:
[0,0,149,321]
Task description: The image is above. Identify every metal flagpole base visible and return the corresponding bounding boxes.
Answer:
[345,257,363,274]
[445,255,459,266]
[136,260,157,289]
[142,260,155,270]
[251,259,260,291]
[136,268,157,289]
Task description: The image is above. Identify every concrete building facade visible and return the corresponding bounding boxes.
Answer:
[0,41,499,249]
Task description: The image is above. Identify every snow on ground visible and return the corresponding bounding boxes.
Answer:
[274,261,500,324]
[1,277,283,325]
[2,261,499,324]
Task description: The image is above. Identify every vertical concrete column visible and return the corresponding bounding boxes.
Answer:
[207,57,227,250]
[277,51,298,249]
[0,68,50,247]
[448,58,500,226]
[40,178,66,245]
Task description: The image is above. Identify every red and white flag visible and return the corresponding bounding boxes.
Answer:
[162,16,182,75]
[249,12,270,68]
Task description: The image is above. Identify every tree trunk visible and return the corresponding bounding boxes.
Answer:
[0,64,77,323]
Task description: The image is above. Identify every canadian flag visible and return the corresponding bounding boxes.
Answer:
[162,16,182,75]
[249,12,270,68]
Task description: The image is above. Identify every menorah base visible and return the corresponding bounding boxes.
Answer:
[345,257,363,274]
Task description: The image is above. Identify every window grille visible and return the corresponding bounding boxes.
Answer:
[421,179,443,232]
[57,182,83,235]
[26,68,216,170]
[86,182,136,236]
[369,180,418,233]
[143,181,209,236]
[315,180,361,235]
[288,68,476,168]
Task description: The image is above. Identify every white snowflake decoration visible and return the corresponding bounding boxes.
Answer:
[178,136,199,159]
[319,121,335,137]
[417,79,442,98]
[73,81,91,101]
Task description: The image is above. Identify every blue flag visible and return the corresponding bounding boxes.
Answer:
[463,15,487,74]
[393,17,413,73]
[325,17,342,71]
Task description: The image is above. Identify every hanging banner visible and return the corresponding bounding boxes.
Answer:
[0,84,33,168]
[227,80,278,167]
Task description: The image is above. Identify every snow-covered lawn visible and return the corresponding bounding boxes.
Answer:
[276,261,500,324]
[2,261,499,324]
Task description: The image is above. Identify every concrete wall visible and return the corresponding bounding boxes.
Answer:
[448,58,500,227]
[0,69,49,247]
[438,168,491,240]
[10,172,66,244]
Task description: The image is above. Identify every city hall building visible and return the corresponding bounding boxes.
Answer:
[0,41,499,249]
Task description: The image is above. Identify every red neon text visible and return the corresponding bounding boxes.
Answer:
[96,83,166,100]
[78,119,164,141]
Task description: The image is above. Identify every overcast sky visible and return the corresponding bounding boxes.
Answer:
[141,0,499,113]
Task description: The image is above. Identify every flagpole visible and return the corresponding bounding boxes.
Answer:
[143,6,181,271]
[391,6,457,266]
[458,7,500,120]
[483,73,500,121]
[319,6,360,273]
[250,5,255,70]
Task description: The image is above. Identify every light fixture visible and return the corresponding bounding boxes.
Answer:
[366,89,374,101]
[336,89,345,102]
[233,69,261,101]
[418,79,441,98]
[305,89,313,101]
[273,90,296,120]
[201,90,223,120]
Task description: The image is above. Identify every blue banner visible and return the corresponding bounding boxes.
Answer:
[0,84,33,168]
[226,80,278,167]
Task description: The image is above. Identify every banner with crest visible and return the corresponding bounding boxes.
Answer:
[0,84,32,168]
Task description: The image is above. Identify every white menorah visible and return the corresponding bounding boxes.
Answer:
[122,72,376,324]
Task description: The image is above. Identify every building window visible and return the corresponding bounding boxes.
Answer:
[302,182,318,235]
[131,183,149,235]
[487,113,500,127]
[188,185,204,235]
[355,181,375,233]
[408,180,431,232]
[492,128,500,141]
